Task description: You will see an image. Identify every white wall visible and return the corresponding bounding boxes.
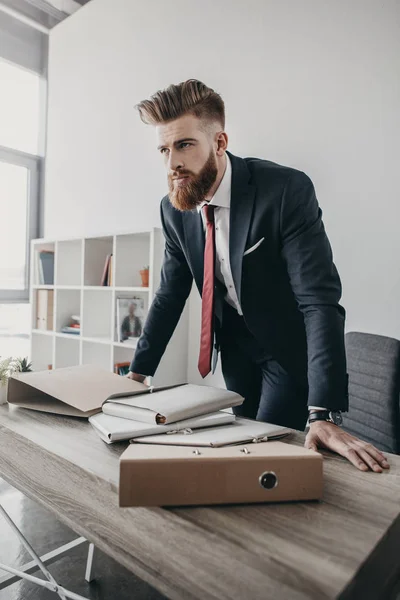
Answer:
[45,0,400,386]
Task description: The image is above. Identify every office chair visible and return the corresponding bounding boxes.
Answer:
[342,331,400,454]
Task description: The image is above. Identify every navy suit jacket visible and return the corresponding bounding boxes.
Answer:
[131,151,349,411]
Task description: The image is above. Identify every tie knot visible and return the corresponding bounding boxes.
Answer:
[203,204,215,224]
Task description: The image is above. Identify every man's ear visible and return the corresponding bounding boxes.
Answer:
[216,131,228,155]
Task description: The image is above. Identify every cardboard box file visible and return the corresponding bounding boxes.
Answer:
[119,441,323,507]
[7,364,148,418]
[6,365,244,420]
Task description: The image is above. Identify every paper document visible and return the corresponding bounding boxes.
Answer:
[103,384,243,424]
[132,418,292,447]
[89,411,236,444]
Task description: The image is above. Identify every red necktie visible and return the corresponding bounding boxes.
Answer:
[198,204,215,378]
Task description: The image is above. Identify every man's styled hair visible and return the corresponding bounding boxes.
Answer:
[135,79,225,129]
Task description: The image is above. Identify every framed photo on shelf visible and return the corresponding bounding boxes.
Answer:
[116,297,145,345]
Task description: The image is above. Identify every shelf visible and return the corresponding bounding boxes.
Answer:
[81,286,150,292]
[55,332,81,339]
[113,341,138,349]
[82,288,112,339]
[33,242,55,286]
[56,289,81,333]
[84,237,114,286]
[33,285,54,290]
[115,287,149,292]
[55,335,80,369]
[32,329,54,336]
[31,332,53,371]
[114,233,150,287]
[30,229,188,385]
[56,239,83,286]
[82,336,111,345]
[32,285,150,291]
[82,340,111,370]
[113,344,135,370]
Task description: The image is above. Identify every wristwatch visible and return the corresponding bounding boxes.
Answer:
[308,410,343,426]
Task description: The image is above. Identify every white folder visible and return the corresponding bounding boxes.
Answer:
[132,418,292,447]
[89,410,236,444]
[103,383,243,424]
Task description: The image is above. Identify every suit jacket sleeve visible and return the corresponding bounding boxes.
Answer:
[280,171,349,411]
[130,199,193,376]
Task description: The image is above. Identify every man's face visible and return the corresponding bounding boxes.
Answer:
[156,114,219,211]
[129,304,135,317]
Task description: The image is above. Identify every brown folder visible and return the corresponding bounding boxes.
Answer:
[7,364,148,418]
[119,441,323,507]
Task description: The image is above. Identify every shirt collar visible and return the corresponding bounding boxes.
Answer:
[197,153,232,213]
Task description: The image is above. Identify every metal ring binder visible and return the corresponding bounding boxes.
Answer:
[167,428,193,435]
[259,471,278,490]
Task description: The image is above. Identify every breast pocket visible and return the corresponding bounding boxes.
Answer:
[243,237,265,256]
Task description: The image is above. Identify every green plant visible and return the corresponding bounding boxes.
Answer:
[0,356,32,386]
[141,265,149,271]
[14,357,33,373]
[0,358,13,386]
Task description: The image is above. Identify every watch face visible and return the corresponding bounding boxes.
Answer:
[330,412,343,426]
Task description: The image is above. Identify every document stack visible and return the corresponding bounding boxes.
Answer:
[89,383,291,445]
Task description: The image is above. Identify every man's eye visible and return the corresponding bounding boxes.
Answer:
[179,143,191,149]
[160,148,169,154]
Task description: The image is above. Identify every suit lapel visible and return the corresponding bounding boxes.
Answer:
[228,152,256,304]
[182,209,205,291]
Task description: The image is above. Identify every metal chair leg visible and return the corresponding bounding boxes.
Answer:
[0,502,90,599]
[85,543,95,582]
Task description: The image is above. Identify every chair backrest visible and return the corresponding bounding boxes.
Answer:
[343,332,400,454]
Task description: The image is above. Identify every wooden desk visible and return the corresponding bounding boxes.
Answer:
[0,404,399,600]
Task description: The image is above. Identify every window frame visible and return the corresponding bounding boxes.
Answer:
[0,144,41,303]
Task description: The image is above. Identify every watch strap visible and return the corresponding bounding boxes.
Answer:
[308,410,343,426]
[308,410,331,424]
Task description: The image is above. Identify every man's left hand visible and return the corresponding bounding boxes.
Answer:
[304,421,390,472]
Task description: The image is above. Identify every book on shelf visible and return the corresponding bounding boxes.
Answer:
[37,250,54,285]
[60,326,80,335]
[60,315,81,335]
[36,289,54,331]
[114,361,131,376]
[100,254,113,286]
[108,254,113,286]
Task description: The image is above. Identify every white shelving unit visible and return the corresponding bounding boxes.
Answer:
[29,229,189,387]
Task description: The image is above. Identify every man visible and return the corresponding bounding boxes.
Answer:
[128,79,389,473]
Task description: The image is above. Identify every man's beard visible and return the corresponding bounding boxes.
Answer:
[168,150,218,212]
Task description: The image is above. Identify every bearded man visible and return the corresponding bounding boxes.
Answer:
[127,79,389,473]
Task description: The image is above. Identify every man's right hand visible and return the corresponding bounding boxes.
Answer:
[126,371,147,384]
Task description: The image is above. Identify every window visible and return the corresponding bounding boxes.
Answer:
[0,304,30,357]
[0,147,39,302]
[0,36,46,359]
[0,58,42,303]
[0,58,41,155]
